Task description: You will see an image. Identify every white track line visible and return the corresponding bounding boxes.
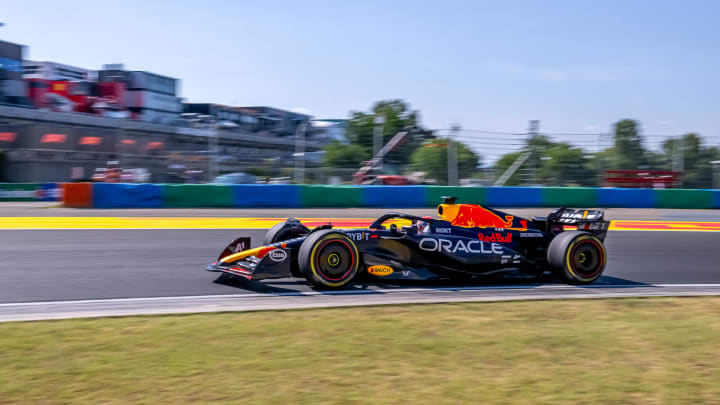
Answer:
[4,283,720,308]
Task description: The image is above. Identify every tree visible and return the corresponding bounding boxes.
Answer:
[611,119,646,169]
[495,136,596,186]
[662,133,720,188]
[521,134,554,184]
[493,151,524,186]
[538,143,595,186]
[322,141,370,168]
[409,140,479,184]
[345,100,425,166]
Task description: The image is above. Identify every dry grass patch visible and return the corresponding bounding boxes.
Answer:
[1,297,720,404]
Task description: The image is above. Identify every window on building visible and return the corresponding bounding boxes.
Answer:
[29,81,50,89]
[0,57,22,72]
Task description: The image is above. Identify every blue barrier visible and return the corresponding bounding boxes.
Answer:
[93,183,164,208]
[596,188,656,208]
[36,183,61,201]
[232,184,301,207]
[77,183,720,209]
[362,186,428,207]
[485,187,544,207]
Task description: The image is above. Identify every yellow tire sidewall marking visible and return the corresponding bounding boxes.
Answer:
[309,233,359,287]
[565,234,606,282]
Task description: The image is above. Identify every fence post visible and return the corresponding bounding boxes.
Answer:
[447,124,460,186]
[294,122,307,184]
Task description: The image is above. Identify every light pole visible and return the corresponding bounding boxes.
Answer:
[294,122,307,184]
[209,128,219,181]
[373,115,385,171]
[196,115,218,182]
[672,137,683,172]
[447,124,460,186]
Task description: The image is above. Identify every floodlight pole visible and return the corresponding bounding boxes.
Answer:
[373,115,385,171]
[209,129,219,181]
[448,124,460,186]
[294,122,307,184]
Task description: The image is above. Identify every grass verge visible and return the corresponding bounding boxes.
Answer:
[1,297,720,404]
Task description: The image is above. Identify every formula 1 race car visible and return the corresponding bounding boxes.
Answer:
[206,197,610,288]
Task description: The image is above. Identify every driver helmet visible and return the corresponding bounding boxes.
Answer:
[417,216,434,233]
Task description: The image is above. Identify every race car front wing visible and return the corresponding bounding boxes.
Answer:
[206,237,294,280]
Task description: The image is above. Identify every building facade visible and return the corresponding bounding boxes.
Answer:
[182,104,311,137]
[99,65,182,125]
[310,119,347,144]
[245,106,310,136]
[182,103,260,131]
[23,61,92,81]
[0,40,27,105]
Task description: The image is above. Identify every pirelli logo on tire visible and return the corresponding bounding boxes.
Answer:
[367,265,393,276]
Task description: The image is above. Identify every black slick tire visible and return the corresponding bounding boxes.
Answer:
[547,231,607,284]
[263,219,310,245]
[298,230,360,289]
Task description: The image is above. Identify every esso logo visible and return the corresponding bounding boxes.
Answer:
[268,249,288,262]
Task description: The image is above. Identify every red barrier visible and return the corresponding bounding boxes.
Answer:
[62,183,93,207]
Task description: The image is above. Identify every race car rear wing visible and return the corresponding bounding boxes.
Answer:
[547,208,609,241]
[548,208,605,224]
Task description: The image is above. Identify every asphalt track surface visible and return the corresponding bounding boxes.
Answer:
[1,205,720,321]
[1,229,719,299]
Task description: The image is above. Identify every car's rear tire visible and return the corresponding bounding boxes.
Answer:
[547,231,606,284]
[298,230,359,289]
[263,219,310,245]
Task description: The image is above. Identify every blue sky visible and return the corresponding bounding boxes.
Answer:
[2,0,719,144]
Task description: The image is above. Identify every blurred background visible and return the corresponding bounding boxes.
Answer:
[0,1,718,188]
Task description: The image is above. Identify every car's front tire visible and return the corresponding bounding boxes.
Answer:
[547,231,606,284]
[298,230,360,289]
[263,219,310,245]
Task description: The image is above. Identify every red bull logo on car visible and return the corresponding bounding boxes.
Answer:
[438,203,521,229]
[478,232,512,243]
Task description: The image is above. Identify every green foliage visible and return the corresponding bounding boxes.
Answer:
[611,119,646,169]
[526,134,554,152]
[494,119,718,189]
[662,133,720,188]
[495,138,596,187]
[322,141,370,168]
[493,151,524,186]
[409,139,479,184]
[346,99,423,166]
[538,143,595,186]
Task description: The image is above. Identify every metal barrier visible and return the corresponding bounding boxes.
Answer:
[60,183,720,209]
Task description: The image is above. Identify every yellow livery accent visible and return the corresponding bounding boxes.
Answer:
[220,246,275,264]
[437,204,460,222]
[367,265,394,276]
